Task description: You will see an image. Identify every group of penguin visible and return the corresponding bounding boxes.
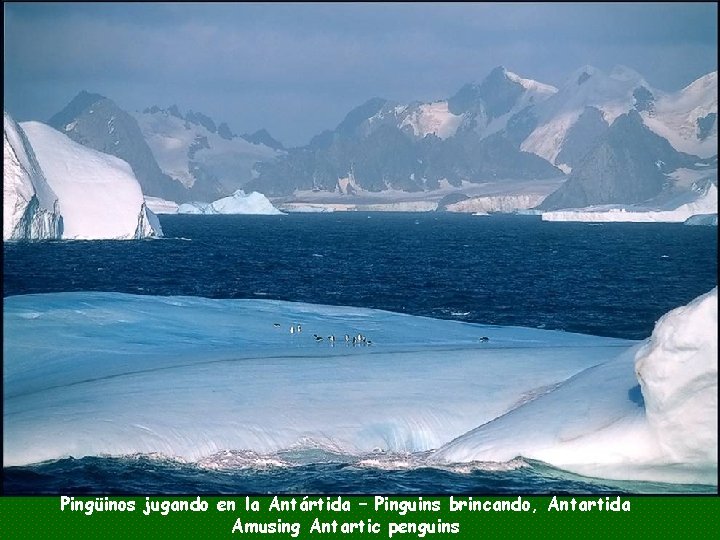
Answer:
[274,323,372,346]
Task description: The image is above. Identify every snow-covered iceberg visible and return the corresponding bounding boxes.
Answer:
[17,121,161,240]
[3,112,62,241]
[177,189,284,215]
[431,288,717,485]
[3,290,716,486]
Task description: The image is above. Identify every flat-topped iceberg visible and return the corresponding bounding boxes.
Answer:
[178,190,283,215]
[3,290,716,486]
[18,121,161,239]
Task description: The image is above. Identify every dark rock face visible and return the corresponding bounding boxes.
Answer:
[241,128,285,150]
[539,110,699,210]
[697,113,716,141]
[555,107,609,170]
[48,93,222,202]
[633,86,655,113]
[248,70,563,197]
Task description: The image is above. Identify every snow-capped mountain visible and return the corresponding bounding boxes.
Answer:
[13,118,161,240]
[538,110,713,211]
[249,65,716,212]
[519,65,718,173]
[48,92,195,202]
[248,66,564,197]
[43,66,717,212]
[3,112,62,241]
[48,93,283,204]
[134,106,283,197]
[641,71,717,159]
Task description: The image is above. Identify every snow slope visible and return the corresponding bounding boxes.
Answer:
[4,290,716,485]
[177,190,284,215]
[400,101,464,140]
[3,112,62,241]
[521,65,646,166]
[642,72,718,159]
[520,67,717,169]
[21,122,161,240]
[134,110,280,193]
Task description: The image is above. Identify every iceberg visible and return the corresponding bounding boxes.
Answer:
[432,289,717,485]
[3,112,62,241]
[3,290,716,486]
[19,121,162,240]
[177,190,284,215]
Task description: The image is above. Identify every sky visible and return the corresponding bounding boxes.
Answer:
[4,2,718,147]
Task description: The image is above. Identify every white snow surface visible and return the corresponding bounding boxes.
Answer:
[505,70,558,96]
[432,289,717,485]
[134,111,280,191]
[521,68,717,165]
[521,65,646,164]
[177,190,284,215]
[3,290,717,485]
[635,288,717,468]
[400,101,463,140]
[541,183,718,223]
[3,112,61,241]
[642,72,718,158]
[20,121,161,240]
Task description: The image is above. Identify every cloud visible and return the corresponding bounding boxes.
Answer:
[4,3,717,146]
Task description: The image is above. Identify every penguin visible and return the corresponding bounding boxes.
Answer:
[297,324,302,333]
[313,334,323,342]
[344,334,350,343]
[479,336,489,342]
[290,325,295,334]
[273,323,281,328]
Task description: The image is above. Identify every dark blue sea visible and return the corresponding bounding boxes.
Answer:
[3,213,718,494]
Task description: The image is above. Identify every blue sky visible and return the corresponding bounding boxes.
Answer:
[4,2,717,146]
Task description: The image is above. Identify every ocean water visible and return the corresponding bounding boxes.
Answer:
[3,213,718,494]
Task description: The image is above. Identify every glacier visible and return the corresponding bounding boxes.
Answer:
[177,190,284,215]
[3,289,716,486]
[541,182,718,223]
[144,196,180,215]
[3,112,62,241]
[277,179,564,214]
[18,121,162,240]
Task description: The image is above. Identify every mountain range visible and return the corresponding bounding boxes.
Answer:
[44,65,718,211]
